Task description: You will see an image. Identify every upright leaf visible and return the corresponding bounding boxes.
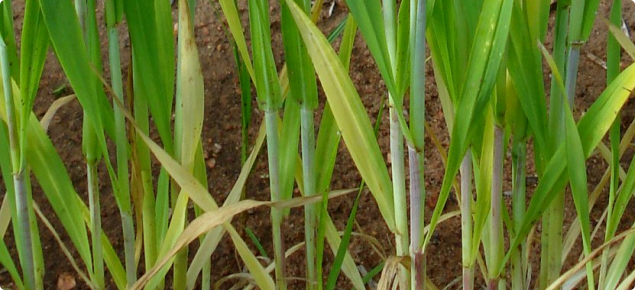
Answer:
[425,0,513,250]
[123,0,175,151]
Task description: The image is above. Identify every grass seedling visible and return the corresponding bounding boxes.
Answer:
[601,2,624,288]
[6,0,635,289]
[542,2,569,285]
[248,0,286,287]
[280,1,319,287]
[460,152,474,290]
[76,1,108,287]
[104,0,130,287]
[381,2,410,284]
[0,29,36,290]
[408,0,427,288]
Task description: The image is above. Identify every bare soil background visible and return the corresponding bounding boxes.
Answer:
[2,0,635,289]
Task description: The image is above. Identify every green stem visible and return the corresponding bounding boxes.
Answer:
[130,70,159,273]
[460,152,474,290]
[74,0,87,33]
[409,0,426,288]
[542,3,569,287]
[601,2,622,288]
[408,147,425,290]
[488,126,504,289]
[390,106,409,288]
[174,247,187,290]
[544,192,564,286]
[301,106,317,290]
[265,110,287,290]
[390,107,409,255]
[87,161,104,289]
[14,170,35,290]
[105,4,136,284]
[564,46,581,107]
[121,211,136,287]
[141,171,157,268]
[1,38,35,290]
[511,140,527,289]
[202,258,211,290]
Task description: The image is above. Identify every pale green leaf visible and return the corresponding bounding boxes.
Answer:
[287,0,395,230]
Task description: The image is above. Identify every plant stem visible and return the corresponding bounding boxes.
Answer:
[87,160,104,289]
[265,110,287,290]
[602,2,623,287]
[174,245,187,290]
[408,146,425,290]
[74,0,87,33]
[409,0,426,288]
[489,126,504,290]
[545,44,582,287]
[300,105,317,289]
[14,171,35,289]
[565,46,581,107]
[391,107,409,253]
[1,38,36,290]
[542,3,569,287]
[104,2,136,285]
[460,151,474,290]
[511,139,527,289]
[128,63,159,274]
[390,106,409,288]
[121,211,136,286]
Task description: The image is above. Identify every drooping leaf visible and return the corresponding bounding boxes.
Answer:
[288,0,395,229]
[505,61,635,275]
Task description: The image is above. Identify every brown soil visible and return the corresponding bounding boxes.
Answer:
[2,0,635,289]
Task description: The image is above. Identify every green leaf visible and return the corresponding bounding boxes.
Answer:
[505,61,635,275]
[249,0,282,110]
[218,0,256,81]
[563,100,595,288]
[471,110,494,263]
[0,0,19,80]
[175,0,205,171]
[281,0,318,108]
[326,191,361,290]
[0,87,95,279]
[0,125,24,290]
[394,0,411,100]
[344,0,397,96]
[288,0,395,230]
[105,0,123,27]
[0,241,24,290]
[315,16,356,195]
[506,0,548,156]
[18,0,48,159]
[605,232,635,289]
[524,0,550,42]
[606,153,635,238]
[424,0,513,251]
[569,0,601,42]
[39,0,114,146]
[606,18,635,61]
[187,123,267,288]
[123,0,175,151]
[119,100,275,288]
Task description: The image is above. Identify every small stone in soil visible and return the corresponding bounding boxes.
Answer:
[212,143,222,155]
[206,158,216,168]
[57,273,76,290]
